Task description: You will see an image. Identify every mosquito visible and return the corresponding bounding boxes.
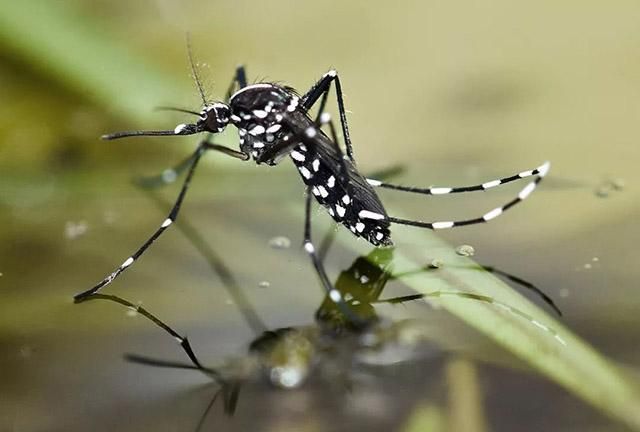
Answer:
[73,45,550,323]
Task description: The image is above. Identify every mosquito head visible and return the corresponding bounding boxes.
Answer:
[198,102,231,133]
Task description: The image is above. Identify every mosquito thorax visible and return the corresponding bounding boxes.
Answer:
[199,102,231,133]
[228,83,300,164]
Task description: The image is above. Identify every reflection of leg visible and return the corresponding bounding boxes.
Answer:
[142,188,267,334]
[81,293,210,372]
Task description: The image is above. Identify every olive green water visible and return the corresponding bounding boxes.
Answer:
[1,1,640,431]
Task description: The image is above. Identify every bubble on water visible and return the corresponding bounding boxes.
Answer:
[583,263,592,270]
[594,186,610,198]
[610,178,625,191]
[269,236,291,249]
[161,169,178,184]
[559,288,570,298]
[592,257,599,262]
[595,177,625,198]
[65,220,88,240]
[428,259,444,269]
[455,244,475,257]
[258,280,271,289]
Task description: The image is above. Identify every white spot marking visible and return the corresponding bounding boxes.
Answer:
[318,186,328,198]
[312,186,320,196]
[266,124,281,133]
[304,242,315,253]
[327,176,335,188]
[238,129,246,136]
[230,115,241,122]
[518,170,533,178]
[325,70,337,77]
[299,144,307,151]
[482,180,501,189]
[355,222,365,232]
[329,289,342,302]
[539,161,551,176]
[319,112,331,124]
[335,204,346,217]
[350,226,357,233]
[366,178,382,186]
[430,187,452,195]
[312,159,320,172]
[305,127,317,138]
[121,257,134,268]
[328,208,335,216]
[275,114,283,121]
[253,141,264,148]
[433,221,454,229]
[342,195,351,205]
[483,207,503,221]
[174,124,187,134]
[253,110,268,118]
[229,83,273,101]
[358,210,385,220]
[161,218,173,228]
[518,182,537,200]
[291,150,305,162]
[299,166,312,179]
[375,232,384,241]
[249,125,265,136]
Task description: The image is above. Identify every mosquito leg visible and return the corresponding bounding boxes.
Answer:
[302,189,366,327]
[367,162,550,196]
[73,141,248,302]
[225,65,248,101]
[388,171,547,230]
[301,70,355,162]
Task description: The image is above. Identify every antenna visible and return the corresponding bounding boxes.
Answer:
[186,33,208,105]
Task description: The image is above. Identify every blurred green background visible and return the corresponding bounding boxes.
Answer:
[1,1,639,431]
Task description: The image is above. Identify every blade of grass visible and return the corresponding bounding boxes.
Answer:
[345,220,640,430]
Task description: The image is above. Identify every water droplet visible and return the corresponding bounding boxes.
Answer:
[269,236,291,249]
[428,259,444,269]
[583,263,592,270]
[258,280,270,288]
[455,244,475,257]
[592,257,599,262]
[65,221,88,240]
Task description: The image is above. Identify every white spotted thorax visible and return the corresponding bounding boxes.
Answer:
[227,82,393,247]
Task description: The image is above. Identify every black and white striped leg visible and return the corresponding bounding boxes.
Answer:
[225,65,248,101]
[388,165,549,230]
[303,189,366,327]
[301,70,355,162]
[367,161,550,196]
[80,293,212,373]
[73,142,248,302]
